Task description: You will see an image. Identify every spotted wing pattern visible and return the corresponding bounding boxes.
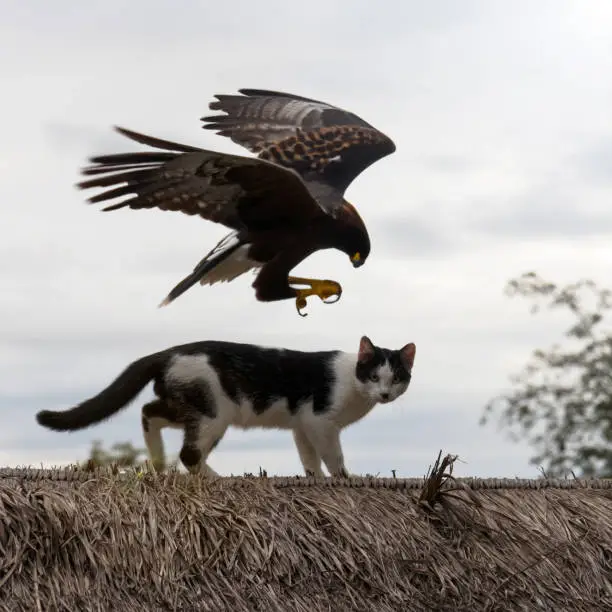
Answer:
[202,89,396,200]
[77,127,322,231]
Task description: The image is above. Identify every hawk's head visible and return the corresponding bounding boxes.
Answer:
[339,201,370,269]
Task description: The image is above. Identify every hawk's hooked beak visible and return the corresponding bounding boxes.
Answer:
[351,252,364,268]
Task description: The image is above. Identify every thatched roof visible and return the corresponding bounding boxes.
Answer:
[1,458,611,611]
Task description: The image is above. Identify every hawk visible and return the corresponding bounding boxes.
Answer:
[78,89,396,316]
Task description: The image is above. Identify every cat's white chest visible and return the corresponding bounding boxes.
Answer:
[334,392,376,428]
[327,354,378,428]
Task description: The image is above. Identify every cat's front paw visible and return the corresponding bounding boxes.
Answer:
[337,469,364,479]
[333,467,351,479]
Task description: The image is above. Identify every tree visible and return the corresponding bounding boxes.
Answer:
[482,272,612,478]
[83,439,180,471]
[84,440,149,468]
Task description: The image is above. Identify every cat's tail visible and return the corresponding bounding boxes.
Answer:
[36,352,168,431]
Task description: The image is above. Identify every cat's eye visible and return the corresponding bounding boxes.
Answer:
[392,375,401,383]
[370,373,379,382]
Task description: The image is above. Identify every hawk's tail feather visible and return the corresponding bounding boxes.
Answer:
[159,233,246,307]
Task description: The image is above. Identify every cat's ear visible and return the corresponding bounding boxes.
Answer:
[358,336,375,363]
[400,343,416,371]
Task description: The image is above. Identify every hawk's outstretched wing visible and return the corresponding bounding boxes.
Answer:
[201,89,396,201]
[77,127,325,231]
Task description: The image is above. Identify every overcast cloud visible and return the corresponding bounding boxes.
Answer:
[2,1,611,478]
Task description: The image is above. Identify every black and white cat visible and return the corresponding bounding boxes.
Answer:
[36,336,416,478]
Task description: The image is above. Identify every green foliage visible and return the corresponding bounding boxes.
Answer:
[84,439,180,471]
[84,440,149,468]
[482,272,612,478]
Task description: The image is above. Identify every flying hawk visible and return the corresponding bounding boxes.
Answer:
[78,89,396,316]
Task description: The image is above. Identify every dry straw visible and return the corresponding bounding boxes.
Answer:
[1,452,611,611]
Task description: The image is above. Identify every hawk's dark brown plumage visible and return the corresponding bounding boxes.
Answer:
[77,89,396,315]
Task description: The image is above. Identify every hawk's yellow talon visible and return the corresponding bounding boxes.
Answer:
[321,292,341,304]
[296,296,309,317]
[289,277,343,316]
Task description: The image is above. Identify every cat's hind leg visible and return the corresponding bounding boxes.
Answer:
[142,399,179,472]
[180,414,227,478]
[292,428,324,478]
[166,379,225,477]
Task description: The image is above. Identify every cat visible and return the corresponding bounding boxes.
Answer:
[36,335,416,478]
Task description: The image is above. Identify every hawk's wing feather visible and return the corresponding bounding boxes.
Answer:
[202,88,375,150]
[202,89,396,196]
[77,126,324,230]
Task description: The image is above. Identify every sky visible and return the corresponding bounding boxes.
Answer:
[1,0,611,478]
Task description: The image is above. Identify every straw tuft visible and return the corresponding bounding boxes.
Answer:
[1,456,611,611]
